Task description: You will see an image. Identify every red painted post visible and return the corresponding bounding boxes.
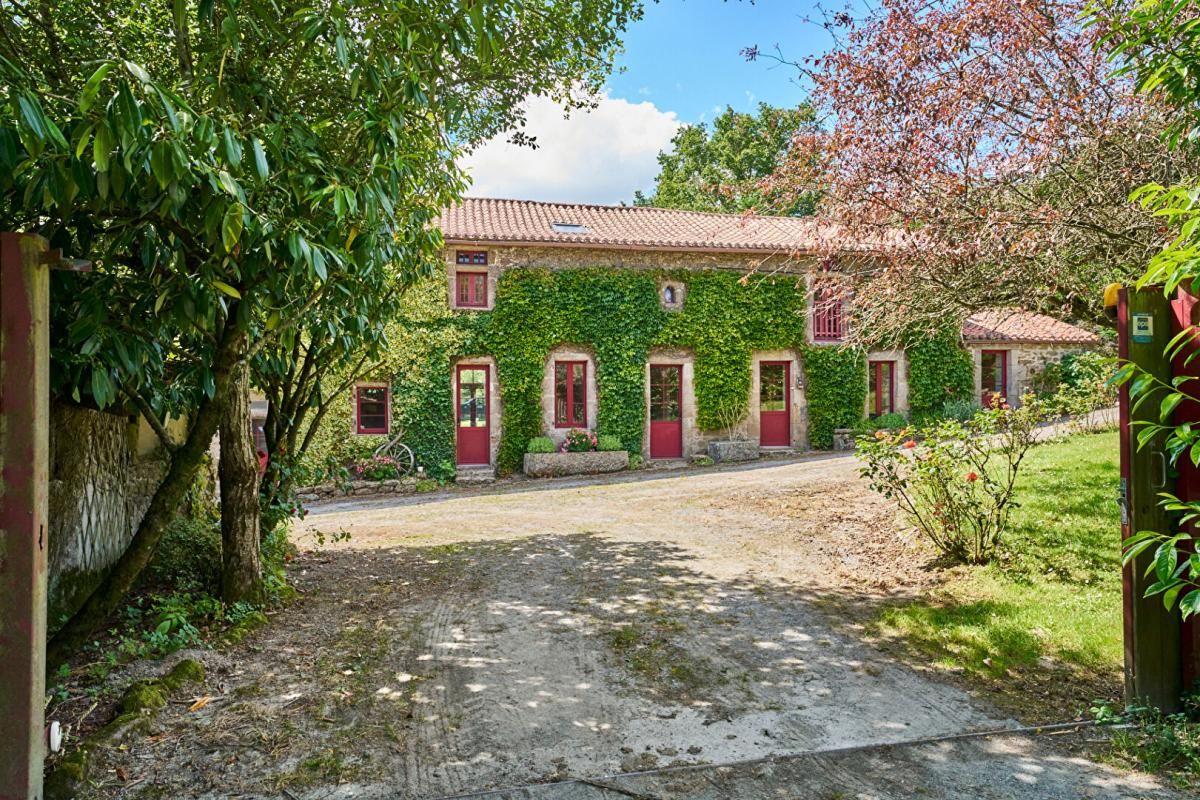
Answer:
[0,232,50,800]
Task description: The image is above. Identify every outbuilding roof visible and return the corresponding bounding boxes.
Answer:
[439,197,861,254]
[962,310,1101,345]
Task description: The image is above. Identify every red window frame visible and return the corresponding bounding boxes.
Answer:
[812,286,844,342]
[455,270,488,308]
[868,361,895,418]
[554,360,587,428]
[355,385,390,435]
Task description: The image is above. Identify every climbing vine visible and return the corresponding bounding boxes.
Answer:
[303,268,819,477]
[802,344,868,448]
[906,331,976,421]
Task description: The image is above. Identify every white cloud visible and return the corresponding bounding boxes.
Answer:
[461,92,681,205]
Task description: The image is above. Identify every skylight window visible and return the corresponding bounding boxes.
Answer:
[551,222,589,234]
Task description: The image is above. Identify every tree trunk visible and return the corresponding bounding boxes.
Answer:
[219,361,265,606]
[47,322,246,670]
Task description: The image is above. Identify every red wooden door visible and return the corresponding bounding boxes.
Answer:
[649,364,683,459]
[456,365,490,465]
[759,361,790,446]
[868,361,895,418]
[980,350,1008,407]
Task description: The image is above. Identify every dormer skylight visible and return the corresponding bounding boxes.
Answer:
[551,222,589,234]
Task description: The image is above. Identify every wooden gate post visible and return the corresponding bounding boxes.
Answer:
[0,233,50,800]
[1119,287,1183,712]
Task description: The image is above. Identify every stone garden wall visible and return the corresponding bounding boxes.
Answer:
[47,403,167,629]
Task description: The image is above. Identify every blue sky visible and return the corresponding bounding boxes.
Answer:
[463,0,833,205]
[608,0,830,125]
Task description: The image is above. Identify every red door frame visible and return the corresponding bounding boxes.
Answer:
[455,364,490,465]
[649,364,683,459]
[980,349,1008,406]
[868,360,895,417]
[759,360,791,447]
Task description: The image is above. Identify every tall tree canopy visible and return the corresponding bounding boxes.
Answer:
[748,0,1191,341]
[634,102,818,215]
[0,0,642,662]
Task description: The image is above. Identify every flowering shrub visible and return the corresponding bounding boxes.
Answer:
[351,455,403,481]
[561,429,598,453]
[856,395,1050,564]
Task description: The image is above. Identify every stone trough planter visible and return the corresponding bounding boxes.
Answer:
[524,450,629,478]
[706,439,759,463]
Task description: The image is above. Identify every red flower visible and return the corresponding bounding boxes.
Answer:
[966,472,978,482]
[903,440,916,449]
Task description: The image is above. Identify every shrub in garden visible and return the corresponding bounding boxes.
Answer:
[351,455,403,481]
[143,517,222,593]
[856,395,1050,564]
[526,436,556,454]
[941,397,980,422]
[562,429,598,453]
[597,434,623,451]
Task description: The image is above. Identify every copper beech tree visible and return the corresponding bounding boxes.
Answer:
[748,0,1194,341]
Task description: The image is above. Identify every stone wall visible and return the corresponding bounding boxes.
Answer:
[446,245,816,275]
[47,403,167,630]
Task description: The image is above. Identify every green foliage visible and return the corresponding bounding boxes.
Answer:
[906,332,976,420]
[526,436,556,454]
[634,103,820,215]
[941,397,980,422]
[143,517,222,594]
[597,434,624,452]
[1097,693,1200,792]
[803,345,867,448]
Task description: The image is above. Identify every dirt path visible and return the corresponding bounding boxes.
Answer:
[84,457,1176,799]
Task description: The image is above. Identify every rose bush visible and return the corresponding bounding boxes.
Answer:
[856,395,1051,564]
[561,429,599,453]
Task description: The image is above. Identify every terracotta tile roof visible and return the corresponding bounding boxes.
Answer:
[962,310,1101,345]
[440,197,864,254]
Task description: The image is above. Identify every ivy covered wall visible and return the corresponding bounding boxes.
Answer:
[306,267,838,477]
[301,265,982,478]
[802,344,868,448]
[905,331,976,420]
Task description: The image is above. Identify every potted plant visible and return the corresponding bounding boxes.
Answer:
[707,400,759,462]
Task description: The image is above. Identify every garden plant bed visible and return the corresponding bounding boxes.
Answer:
[523,449,629,477]
[297,476,419,502]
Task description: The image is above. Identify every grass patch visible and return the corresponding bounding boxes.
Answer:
[873,431,1121,707]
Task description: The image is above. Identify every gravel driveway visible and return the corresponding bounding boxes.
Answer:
[87,456,1177,799]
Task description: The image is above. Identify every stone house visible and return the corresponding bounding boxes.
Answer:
[961,310,1103,405]
[330,197,1100,476]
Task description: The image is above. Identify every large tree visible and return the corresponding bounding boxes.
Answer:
[747,0,1191,342]
[0,0,642,665]
[634,102,819,215]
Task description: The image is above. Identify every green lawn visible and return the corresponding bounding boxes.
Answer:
[873,430,1123,715]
